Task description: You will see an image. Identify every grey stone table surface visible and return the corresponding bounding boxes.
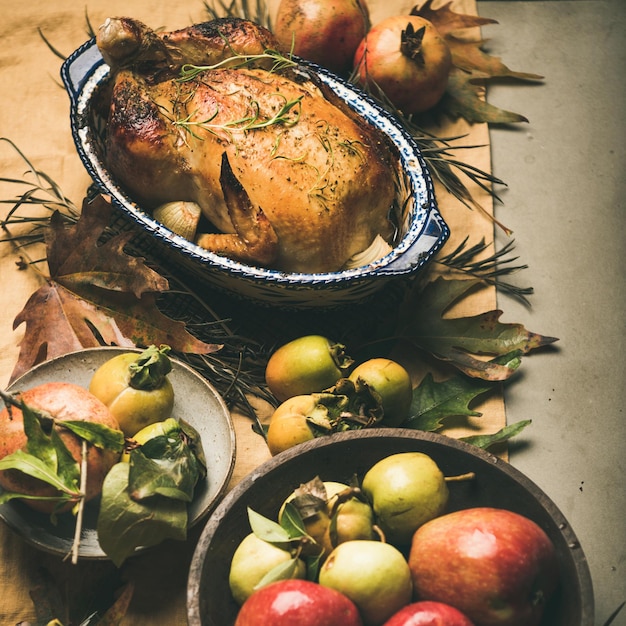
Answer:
[477,1,625,623]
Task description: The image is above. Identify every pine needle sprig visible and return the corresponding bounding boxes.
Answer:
[437,236,533,305]
[203,0,272,29]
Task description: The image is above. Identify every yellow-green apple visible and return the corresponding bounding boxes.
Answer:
[234,579,363,625]
[408,507,559,626]
[382,600,475,625]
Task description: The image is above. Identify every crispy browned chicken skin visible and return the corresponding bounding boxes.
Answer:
[97,17,396,272]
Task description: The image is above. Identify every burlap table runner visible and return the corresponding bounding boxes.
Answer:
[0,0,503,622]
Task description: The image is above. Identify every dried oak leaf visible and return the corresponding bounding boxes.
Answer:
[398,277,558,381]
[11,195,219,383]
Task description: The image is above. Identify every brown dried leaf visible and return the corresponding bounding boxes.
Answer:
[11,196,219,383]
[412,0,543,125]
[411,0,498,37]
[46,195,169,297]
[441,67,530,125]
[447,36,544,81]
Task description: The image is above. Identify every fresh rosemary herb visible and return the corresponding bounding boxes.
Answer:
[174,95,302,141]
[178,49,297,82]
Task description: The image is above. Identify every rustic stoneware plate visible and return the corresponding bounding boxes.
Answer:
[187,429,594,626]
[0,347,236,560]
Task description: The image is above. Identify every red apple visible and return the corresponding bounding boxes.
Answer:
[383,601,475,625]
[234,579,363,626]
[408,507,559,626]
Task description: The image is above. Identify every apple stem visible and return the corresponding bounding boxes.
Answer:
[70,440,89,565]
[444,471,476,483]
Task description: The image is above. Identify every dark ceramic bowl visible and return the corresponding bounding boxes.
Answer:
[61,39,448,308]
[187,429,594,626]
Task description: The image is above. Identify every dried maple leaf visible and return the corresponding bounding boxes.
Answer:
[398,277,558,380]
[10,195,219,383]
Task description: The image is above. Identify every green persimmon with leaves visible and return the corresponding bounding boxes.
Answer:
[97,417,207,566]
[348,358,413,427]
[89,345,175,437]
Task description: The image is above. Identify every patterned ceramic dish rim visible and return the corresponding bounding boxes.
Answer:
[61,37,450,288]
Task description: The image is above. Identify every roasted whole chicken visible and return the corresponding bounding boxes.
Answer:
[96,17,397,273]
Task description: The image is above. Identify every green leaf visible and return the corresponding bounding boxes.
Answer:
[128,451,191,502]
[248,507,292,544]
[405,372,489,432]
[21,401,57,469]
[254,556,302,591]
[49,427,81,494]
[97,463,188,567]
[279,501,308,540]
[128,344,173,391]
[460,419,532,449]
[60,420,125,453]
[399,277,558,380]
[179,419,207,478]
[0,450,76,495]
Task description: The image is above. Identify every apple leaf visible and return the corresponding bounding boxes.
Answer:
[10,195,220,383]
[398,278,558,380]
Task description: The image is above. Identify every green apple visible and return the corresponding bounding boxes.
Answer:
[318,540,413,625]
[361,452,449,547]
[228,533,306,606]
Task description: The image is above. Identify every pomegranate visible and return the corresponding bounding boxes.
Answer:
[0,382,122,513]
[274,0,370,76]
[353,15,452,114]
